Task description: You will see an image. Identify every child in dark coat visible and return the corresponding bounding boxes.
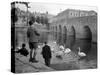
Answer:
[41,42,52,67]
[16,43,29,57]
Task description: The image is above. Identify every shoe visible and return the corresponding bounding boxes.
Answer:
[31,59,38,63]
[45,64,50,67]
[29,58,33,62]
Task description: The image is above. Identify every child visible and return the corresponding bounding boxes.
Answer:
[16,43,29,57]
[41,42,52,67]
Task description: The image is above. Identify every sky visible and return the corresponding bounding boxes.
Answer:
[15,2,98,15]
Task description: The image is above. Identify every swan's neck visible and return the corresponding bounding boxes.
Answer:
[79,48,81,53]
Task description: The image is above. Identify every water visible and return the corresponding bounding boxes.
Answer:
[49,31,97,70]
[15,27,97,70]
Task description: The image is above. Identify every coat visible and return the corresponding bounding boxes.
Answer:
[17,48,29,56]
[27,26,40,42]
[42,45,52,59]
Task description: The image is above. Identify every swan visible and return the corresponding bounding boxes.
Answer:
[64,48,71,54]
[53,41,57,44]
[78,47,86,57]
[55,50,64,56]
[59,45,65,51]
[51,47,55,52]
[15,46,21,52]
[17,46,21,50]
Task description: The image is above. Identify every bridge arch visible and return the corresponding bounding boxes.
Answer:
[82,25,92,40]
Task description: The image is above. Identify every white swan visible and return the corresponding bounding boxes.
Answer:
[59,45,65,51]
[56,50,64,56]
[15,46,21,52]
[55,51,63,59]
[51,47,55,52]
[78,47,86,57]
[64,48,71,54]
[17,46,21,50]
[53,41,57,44]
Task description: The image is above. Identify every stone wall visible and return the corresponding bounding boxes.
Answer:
[50,15,97,42]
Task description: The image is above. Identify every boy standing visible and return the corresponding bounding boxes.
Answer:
[41,42,52,66]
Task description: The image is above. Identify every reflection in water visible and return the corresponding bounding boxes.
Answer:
[65,37,92,56]
[77,40,92,55]
[58,25,62,45]
[39,31,49,43]
[70,26,76,37]
[63,35,94,60]
[62,26,67,46]
[82,26,92,40]
[65,36,75,50]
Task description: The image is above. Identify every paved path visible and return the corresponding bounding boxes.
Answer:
[15,53,54,73]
